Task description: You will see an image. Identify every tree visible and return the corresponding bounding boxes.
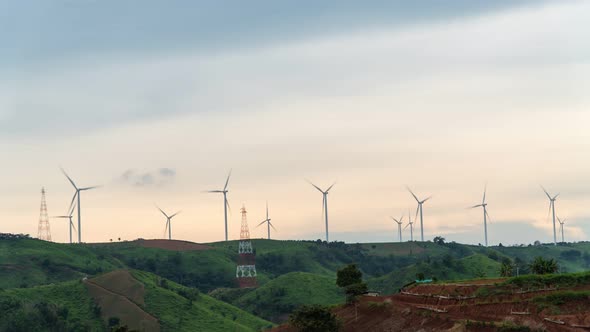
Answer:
[336,264,368,303]
[500,261,513,277]
[289,305,341,332]
[336,264,362,288]
[529,256,559,275]
[433,236,445,245]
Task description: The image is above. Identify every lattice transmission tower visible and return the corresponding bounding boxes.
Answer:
[236,205,257,288]
[37,187,52,241]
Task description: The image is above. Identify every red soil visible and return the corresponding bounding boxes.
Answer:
[134,239,213,251]
[273,281,590,332]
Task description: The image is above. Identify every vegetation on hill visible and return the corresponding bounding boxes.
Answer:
[212,272,343,323]
[0,280,104,332]
[3,235,590,328]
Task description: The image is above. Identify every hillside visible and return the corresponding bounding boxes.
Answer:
[0,268,272,332]
[275,271,590,332]
[2,235,590,329]
[212,272,343,323]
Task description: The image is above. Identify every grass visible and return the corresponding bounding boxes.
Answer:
[0,238,122,288]
[3,236,590,329]
[0,280,105,331]
[218,272,344,323]
[505,270,590,288]
[131,270,273,332]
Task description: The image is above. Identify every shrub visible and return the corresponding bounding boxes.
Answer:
[289,305,341,332]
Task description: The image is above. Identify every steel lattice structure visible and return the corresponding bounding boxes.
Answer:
[37,187,52,241]
[236,205,257,288]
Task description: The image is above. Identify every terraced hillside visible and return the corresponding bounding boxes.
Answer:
[275,271,590,332]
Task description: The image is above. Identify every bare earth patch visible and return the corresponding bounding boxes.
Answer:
[134,239,213,251]
[85,270,160,332]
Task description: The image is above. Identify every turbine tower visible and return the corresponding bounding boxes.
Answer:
[257,201,276,240]
[307,180,336,242]
[391,215,404,242]
[404,209,414,241]
[157,206,181,240]
[207,170,232,241]
[52,203,76,244]
[407,186,431,242]
[37,187,52,241]
[541,186,559,245]
[61,168,99,243]
[469,185,491,247]
[558,216,566,243]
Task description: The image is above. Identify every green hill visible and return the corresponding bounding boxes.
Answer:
[0,269,272,332]
[0,237,122,289]
[2,235,590,329]
[212,272,343,323]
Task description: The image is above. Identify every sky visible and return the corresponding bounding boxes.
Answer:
[1,0,589,245]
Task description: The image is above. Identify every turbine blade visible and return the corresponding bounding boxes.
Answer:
[70,220,77,232]
[60,167,78,189]
[553,193,560,200]
[226,198,232,216]
[156,205,169,218]
[423,196,432,203]
[404,223,410,230]
[206,190,224,193]
[68,192,78,215]
[224,169,232,191]
[52,216,69,218]
[406,186,419,202]
[482,184,487,204]
[547,202,552,219]
[326,182,336,192]
[170,211,182,218]
[270,222,277,232]
[80,185,101,191]
[414,205,420,223]
[306,179,324,193]
[541,185,552,200]
[256,220,267,227]
[164,220,169,238]
[266,201,269,219]
[469,204,483,209]
[485,209,492,223]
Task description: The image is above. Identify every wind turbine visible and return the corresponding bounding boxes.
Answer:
[206,170,232,241]
[307,180,336,242]
[157,206,181,240]
[557,216,566,243]
[404,209,414,241]
[469,185,491,247]
[52,204,77,244]
[61,168,99,243]
[257,201,276,240]
[407,186,431,242]
[391,215,404,243]
[541,186,559,245]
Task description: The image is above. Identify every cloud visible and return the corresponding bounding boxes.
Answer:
[118,168,176,187]
[1,1,582,139]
